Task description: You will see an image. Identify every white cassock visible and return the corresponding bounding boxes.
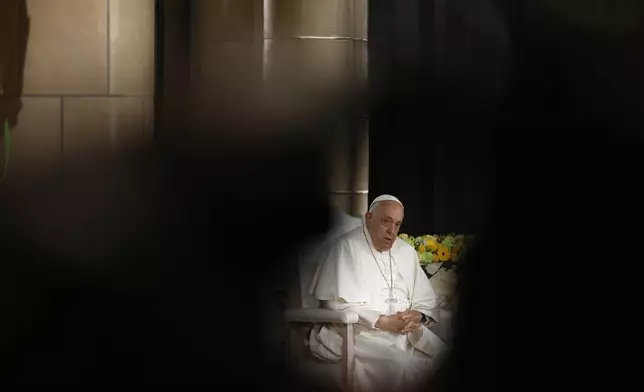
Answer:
[309,225,448,392]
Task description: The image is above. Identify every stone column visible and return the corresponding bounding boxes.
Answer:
[0,0,155,188]
[264,0,369,217]
[189,0,264,136]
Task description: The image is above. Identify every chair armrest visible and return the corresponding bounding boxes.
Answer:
[284,308,359,324]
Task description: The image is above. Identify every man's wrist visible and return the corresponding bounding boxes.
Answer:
[420,312,438,327]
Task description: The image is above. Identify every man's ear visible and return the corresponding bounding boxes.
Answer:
[364,211,372,221]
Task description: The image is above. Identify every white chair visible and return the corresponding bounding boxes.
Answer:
[283,208,362,392]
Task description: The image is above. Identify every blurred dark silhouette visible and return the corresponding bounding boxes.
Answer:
[0,0,29,129]
[369,1,644,391]
[1,138,334,388]
[428,1,644,391]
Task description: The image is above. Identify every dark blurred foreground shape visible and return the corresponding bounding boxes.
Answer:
[373,0,644,391]
[445,0,644,391]
[2,0,363,388]
[0,0,28,128]
[2,144,333,387]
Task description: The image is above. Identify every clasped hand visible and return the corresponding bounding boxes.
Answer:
[375,309,422,334]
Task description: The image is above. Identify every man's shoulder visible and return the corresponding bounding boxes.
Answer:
[393,238,419,261]
[394,238,416,253]
[320,227,363,267]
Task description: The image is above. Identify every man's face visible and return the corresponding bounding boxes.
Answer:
[365,201,404,251]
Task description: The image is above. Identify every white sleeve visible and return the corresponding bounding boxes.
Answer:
[410,252,441,324]
[322,299,385,329]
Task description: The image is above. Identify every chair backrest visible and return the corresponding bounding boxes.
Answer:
[296,208,363,308]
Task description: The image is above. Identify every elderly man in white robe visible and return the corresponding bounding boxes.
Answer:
[309,195,447,392]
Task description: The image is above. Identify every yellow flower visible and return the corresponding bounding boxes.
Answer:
[399,233,409,239]
[437,246,451,262]
[418,245,427,253]
[451,246,461,262]
[425,239,439,251]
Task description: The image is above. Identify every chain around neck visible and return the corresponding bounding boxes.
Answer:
[363,225,394,293]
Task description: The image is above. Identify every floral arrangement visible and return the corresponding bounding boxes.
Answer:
[397,233,474,265]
